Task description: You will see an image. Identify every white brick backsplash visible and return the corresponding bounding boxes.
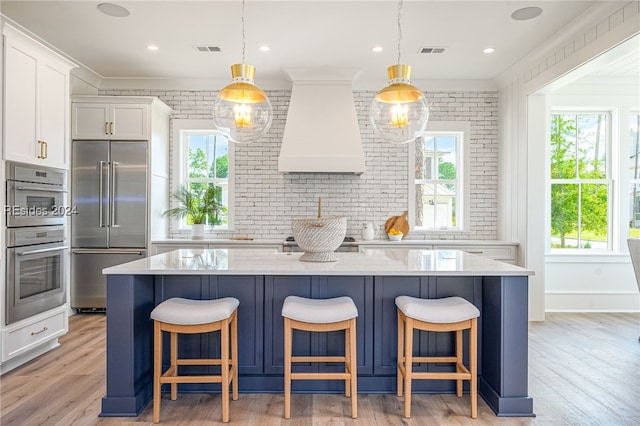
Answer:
[100,88,499,240]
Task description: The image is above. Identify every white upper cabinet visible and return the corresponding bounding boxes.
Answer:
[3,24,75,169]
[72,102,149,140]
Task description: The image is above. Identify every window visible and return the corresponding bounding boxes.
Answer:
[549,112,610,250]
[629,112,640,238]
[172,119,234,229]
[410,122,469,231]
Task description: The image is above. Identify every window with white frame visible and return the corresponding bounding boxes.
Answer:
[172,120,234,229]
[410,122,469,230]
[549,112,610,250]
[629,111,640,238]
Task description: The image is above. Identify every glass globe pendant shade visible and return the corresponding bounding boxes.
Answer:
[213,64,273,143]
[370,64,429,144]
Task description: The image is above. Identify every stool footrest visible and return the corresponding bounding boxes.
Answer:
[407,356,458,363]
[291,372,352,381]
[160,374,227,384]
[177,358,234,366]
[291,356,346,363]
[409,370,471,380]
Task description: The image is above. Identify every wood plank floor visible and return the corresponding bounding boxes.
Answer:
[1,312,638,425]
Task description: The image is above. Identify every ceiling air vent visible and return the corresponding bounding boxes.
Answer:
[193,45,221,52]
[419,46,446,54]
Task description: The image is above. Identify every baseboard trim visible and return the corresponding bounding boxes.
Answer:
[545,291,640,312]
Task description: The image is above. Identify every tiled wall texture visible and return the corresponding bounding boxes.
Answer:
[100,89,499,240]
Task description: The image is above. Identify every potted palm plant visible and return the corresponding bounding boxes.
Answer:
[163,185,223,239]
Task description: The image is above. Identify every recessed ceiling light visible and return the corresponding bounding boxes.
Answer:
[483,47,495,54]
[97,3,130,18]
[147,45,159,51]
[259,46,270,52]
[372,46,383,53]
[511,6,542,21]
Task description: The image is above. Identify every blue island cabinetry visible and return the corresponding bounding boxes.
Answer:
[100,249,534,418]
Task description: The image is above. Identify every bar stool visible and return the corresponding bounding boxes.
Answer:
[151,297,239,423]
[282,295,358,419]
[395,296,480,419]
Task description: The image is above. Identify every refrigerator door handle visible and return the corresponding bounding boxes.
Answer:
[72,248,145,255]
[99,161,106,228]
[111,161,120,228]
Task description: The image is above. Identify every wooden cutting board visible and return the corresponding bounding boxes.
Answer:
[384,211,409,237]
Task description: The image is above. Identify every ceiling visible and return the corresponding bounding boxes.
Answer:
[0,1,634,89]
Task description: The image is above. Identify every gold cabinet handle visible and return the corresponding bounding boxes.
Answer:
[42,140,48,159]
[31,326,48,336]
[105,121,109,135]
[37,140,45,159]
[110,121,114,135]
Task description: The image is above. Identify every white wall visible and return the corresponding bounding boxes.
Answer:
[543,89,639,312]
[99,88,501,242]
[498,1,640,318]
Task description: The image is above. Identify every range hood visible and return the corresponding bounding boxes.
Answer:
[278,68,365,174]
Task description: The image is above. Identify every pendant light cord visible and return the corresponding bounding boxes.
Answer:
[241,0,246,64]
[397,0,403,65]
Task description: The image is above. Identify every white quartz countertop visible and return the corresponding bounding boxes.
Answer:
[103,248,533,276]
[357,239,519,246]
[152,238,283,245]
[152,238,518,246]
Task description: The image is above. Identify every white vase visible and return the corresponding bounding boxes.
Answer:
[191,223,204,240]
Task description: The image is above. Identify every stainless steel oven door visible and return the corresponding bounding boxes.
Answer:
[6,241,68,325]
[6,180,68,227]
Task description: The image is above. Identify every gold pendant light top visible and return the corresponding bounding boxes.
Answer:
[374,64,425,104]
[218,63,269,104]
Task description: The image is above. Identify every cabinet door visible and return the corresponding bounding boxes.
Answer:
[264,275,373,388]
[110,104,148,140]
[373,275,481,392]
[71,103,110,140]
[39,62,68,168]
[4,37,39,164]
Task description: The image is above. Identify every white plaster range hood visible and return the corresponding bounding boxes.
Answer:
[278,68,365,174]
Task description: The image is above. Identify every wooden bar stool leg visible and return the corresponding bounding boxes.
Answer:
[170,332,178,401]
[221,318,230,423]
[344,326,351,397]
[349,318,358,419]
[231,312,239,401]
[470,318,478,419]
[153,322,162,424]
[456,329,463,398]
[283,317,292,419]
[403,316,413,418]
[397,310,404,397]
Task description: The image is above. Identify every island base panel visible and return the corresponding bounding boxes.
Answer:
[480,377,535,417]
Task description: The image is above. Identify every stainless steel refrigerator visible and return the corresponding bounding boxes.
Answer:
[71,140,148,310]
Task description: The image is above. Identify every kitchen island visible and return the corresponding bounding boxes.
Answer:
[101,248,534,418]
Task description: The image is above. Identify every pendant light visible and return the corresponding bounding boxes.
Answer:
[213,0,272,143]
[370,0,429,144]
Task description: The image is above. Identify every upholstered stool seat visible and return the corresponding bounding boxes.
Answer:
[282,295,358,419]
[395,296,480,419]
[151,297,239,423]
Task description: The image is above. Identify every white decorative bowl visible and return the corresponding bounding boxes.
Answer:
[388,233,403,241]
[292,216,347,262]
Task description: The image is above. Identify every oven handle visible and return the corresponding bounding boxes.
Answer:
[71,249,144,255]
[16,186,67,193]
[18,245,69,256]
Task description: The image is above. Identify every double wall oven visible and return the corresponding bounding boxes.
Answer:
[5,162,68,325]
